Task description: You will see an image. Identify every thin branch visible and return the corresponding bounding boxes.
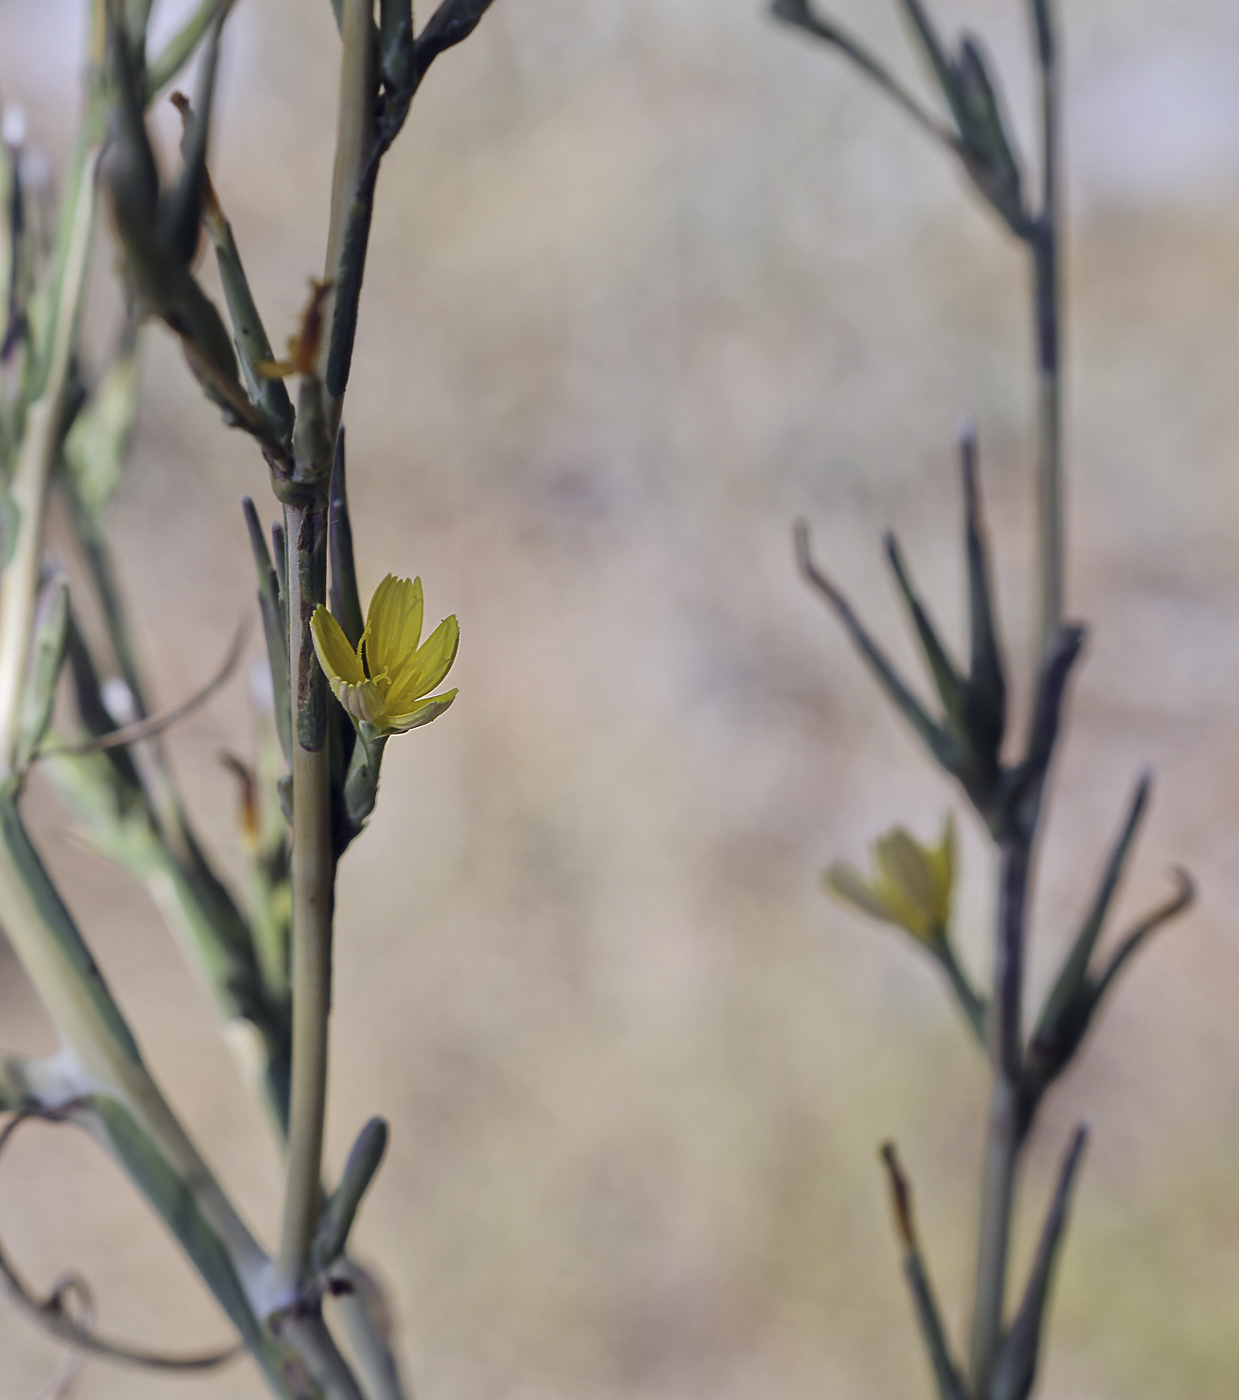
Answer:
[0,1114,242,1372]
[795,520,957,774]
[24,1275,88,1400]
[771,0,960,151]
[42,619,249,759]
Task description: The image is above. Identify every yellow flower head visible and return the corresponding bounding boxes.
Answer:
[311,574,458,735]
[825,816,954,945]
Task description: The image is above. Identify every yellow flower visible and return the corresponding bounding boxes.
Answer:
[825,816,954,945]
[311,574,458,735]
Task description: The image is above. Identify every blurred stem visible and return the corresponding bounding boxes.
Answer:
[274,496,334,1305]
[323,0,377,438]
[0,149,96,768]
[1030,0,1061,658]
[970,833,1033,1393]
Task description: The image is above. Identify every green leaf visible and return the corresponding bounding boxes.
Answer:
[341,726,387,847]
[159,4,223,266]
[413,0,496,76]
[91,1097,292,1385]
[769,0,955,147]
[796,522,959,777]
[1090,868,1194,1009]
[244,498,292,765]
[146,0,232,99]
[62,334,140,521]
[954,37,1026,231]
[204,205,295,446]
[0,492,20,571]
[880,1144,969,1400]
[0,791,141,1064]
[960,426,1006,774]
[991,1127,1088,1400]
[895,0,963,128]
[328,431,365,648]
[885,532,969,739]
[379,0,415,92]
[1029,773,1150,1071]
[14,573,69,774]
[313,1117,390,1270]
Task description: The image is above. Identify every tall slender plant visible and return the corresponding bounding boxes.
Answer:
[774,2,1194,1396]
[0,1,492,1395]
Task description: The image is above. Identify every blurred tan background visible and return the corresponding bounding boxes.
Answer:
[4,0,1239,1395]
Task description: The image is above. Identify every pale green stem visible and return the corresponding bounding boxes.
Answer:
[273,0,376,1307]
[970,831,1032,1394]
[970,1075,1019,1393]
[0,148,97,768]
[0,791,268,1283]
[273,498,333,1304]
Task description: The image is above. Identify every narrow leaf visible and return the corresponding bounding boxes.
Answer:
[413,0,496,75]
[341,728,387,843]
[199,181,295,445]
[63,610,144,792]
[14,574,69,774]
[0,794,143,1064]
[328,431,364,647]
[91,1098,289,1385]
[1031,773,1150,1059]
[954,38,1026,231]
[1091,868,1195,1008]
[991,1126,1088,1400]
[880,1144,969,1400]
[379,0,415,91]
[885,532,969,737]
[146,0,229,99]
[313,1117,390,1269]
[939,940,987,1047]
[1014,622,1085,818]
[770,0,956,147]
[960,424,1006,770]
[62,331,140,522]
[1030,0,1055,67]
[796,521,959,776]
[159,6,224,267]
[895,0,964,128]
[243,498,292,765]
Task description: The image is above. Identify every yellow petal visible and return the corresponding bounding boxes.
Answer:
[336,678,388,724]
[364,574,423,679]
[385,615,459,710]
[873,828,935,929]
[824,863,896,923]
[312,606,365,687]
[925,815,955,926]
[383,688,458,734]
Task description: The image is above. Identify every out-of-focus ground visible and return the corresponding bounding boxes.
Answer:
[4,0,1239,1395]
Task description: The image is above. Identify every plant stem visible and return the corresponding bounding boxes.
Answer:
[324,0,376,439]
[274,496,333,1304]
[0,146,97,767]
[969,834,1029,1393]
[272,0,374,1310]
[972,12,1062,1383]
[1030,0,1062,657]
